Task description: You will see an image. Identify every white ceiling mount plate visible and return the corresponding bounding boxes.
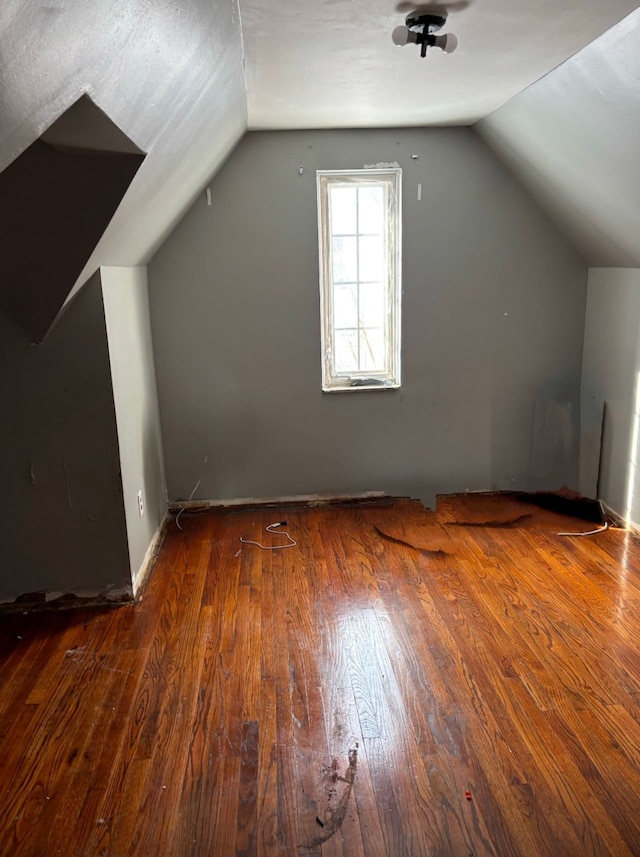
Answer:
[240,0,639,129]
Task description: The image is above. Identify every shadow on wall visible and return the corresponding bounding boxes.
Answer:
[528,398,577,485]
[0,274,131,602]
[0,95,145,343]
[490,365,580,495]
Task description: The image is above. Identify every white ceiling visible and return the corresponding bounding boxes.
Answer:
[240,0,640,128]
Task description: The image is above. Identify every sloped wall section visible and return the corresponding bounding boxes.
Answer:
[0,0,247,321]
[475,9,640,268]
[0,97,145,342]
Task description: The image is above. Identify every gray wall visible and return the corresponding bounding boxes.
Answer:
[581,268,640,524]
[149,128,587,508]
[0,273,131,601]
[475,9,640,268]
[102,267,167,591]
[0,136,144,342]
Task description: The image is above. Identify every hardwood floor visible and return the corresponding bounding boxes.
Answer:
[2,494,640,856]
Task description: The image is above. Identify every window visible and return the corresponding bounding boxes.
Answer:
[317,169,401,392]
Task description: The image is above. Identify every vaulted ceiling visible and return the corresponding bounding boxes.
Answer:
[0,0,247,333]
[476,7,640,267]
[239,0,639,128]
[1,0,638,340]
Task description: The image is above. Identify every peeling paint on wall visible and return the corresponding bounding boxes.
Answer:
[363,161,401,169]
[0,583,134,610]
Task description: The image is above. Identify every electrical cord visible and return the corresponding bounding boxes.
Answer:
[557,522,609,537]
[176,478,201,531]
[176,454,209,531]
[240,521,296,550]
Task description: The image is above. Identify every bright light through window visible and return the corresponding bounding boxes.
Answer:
[317,169,401,392]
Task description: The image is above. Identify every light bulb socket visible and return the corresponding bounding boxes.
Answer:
[392,25,418,46]
[432,32,459,53]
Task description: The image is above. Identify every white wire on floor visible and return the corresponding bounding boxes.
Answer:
[557,522,609,537]
[176,478,201,531]
[240,522,296,550]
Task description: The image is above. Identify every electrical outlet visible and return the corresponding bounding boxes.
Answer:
[137,490,144,518]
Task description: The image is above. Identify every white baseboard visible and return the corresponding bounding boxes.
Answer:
[599,499,639,533]
[133,513,170,598]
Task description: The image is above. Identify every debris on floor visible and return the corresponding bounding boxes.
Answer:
[301,749,358,848]
[445,514,532,528]
[512,489,604,524]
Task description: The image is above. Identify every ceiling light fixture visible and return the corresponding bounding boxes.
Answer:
[392,12,458,58]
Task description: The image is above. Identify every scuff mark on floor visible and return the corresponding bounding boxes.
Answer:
[301,748,358,848]
[63,462,73,510]
[445,514,532,528]
[65,647,86,658]
[374,526,449,555]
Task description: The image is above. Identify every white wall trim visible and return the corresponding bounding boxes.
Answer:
[133,513,169,597]
[599,499,640,534]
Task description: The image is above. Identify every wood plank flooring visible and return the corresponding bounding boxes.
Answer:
[2,494,640,855]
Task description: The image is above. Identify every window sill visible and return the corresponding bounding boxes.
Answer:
[322,380,401,393]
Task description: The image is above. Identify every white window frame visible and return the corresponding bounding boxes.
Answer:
[317,168,402,392]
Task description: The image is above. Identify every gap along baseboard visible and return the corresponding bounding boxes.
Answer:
[168,491,389,514]
[0,514,170,612]
[0,584,134,613]
[599,499,638,532]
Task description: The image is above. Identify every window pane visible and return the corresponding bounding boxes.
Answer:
[360,328,385,372]
[332,236,357,282]
[359,282,385,327]
[334,283,358,329]
[359,236,384,282]
[358,186,384,234]
[330,187,357,234]
[318,169,400,391]
[334,329,359,373]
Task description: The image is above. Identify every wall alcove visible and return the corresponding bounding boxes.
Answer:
[0,95,145,343]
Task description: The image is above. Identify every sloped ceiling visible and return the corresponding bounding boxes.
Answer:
[476,8,640,268]
[0,128,144,342]
[2,0,638,324]
[239,0,639,128]
[0,0,247,316]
